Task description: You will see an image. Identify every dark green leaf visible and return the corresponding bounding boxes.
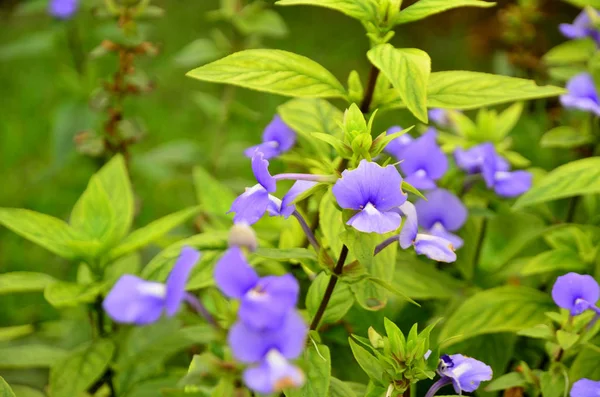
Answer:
[193,166,236,223]
[328,377,357,397]
[485,372,527,392]
[284,343,331,397]
[540,126,594,149]
[521,249,588,276]
[349,338,384,386]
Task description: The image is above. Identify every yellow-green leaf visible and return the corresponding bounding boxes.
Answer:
[275,0,379,22]
[394,0,496,25]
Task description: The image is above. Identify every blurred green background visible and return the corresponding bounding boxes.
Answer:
[0,0,577,328]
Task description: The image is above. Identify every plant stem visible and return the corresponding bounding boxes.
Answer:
[184,293,221,329]
[374,234,400,255]
[292,210,321,252]
[472,217,488,270]
[424,378,452,397]
[309,245,349,330]
[565,196,579,223]
[94,296,106,337]
[360,65,380,113]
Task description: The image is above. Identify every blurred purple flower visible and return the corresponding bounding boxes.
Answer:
[428,108,454,128]
[384,126,413,160]
[552,272,600,316]
[559,9,600,45]
[228,310,307,362]
[437,354,493,394]
[560,73,600,116]
[415,189,467,249]
[571,379,600,397]
[399,129,448,190]
[244,350,305,394]
[103,246,200,325]
[252,151,277,193]
[214,247,300,330]
[49,0,78,19]
[332,160,407,234]
[245,116,296,160]
[455,143,532,198]
[399,201,456,263]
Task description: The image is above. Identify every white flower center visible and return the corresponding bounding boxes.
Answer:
[494,171,511,181]
[415,169,427,177]
[363,202,378,214]
[137,282,167,298]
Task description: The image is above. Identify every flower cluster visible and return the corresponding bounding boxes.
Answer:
[214,245,307,394]
[103,246,200,325]
[455,143,532,197]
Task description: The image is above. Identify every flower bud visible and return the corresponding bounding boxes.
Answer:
[228,222,258,252]
[368,327,384,349]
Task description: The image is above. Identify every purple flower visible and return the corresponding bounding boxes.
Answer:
[437,354,493,393]
[552,272,600,316]
[399,202,457,263]
[571,379,600,397]
[214,247,300,329]
[252,152,277,193]
[228,310,308,362]
[455,143,532,198]
[560,9,600,45]
[560,73,600,116]
[332,160,407,234]
[49,0,78,19]
[384,126,413,160]
[244,350,305,394]
[245,116,296,160]
[103,246,200,325]
[428,109,453,128]
[399,129,448,190]
[415,189,467,249]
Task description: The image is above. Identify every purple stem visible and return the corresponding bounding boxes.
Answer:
[292,210,320,252]
[424,377,452,397]
[273,173,334,182]
[374,234,400,255]
[184,292,220,329]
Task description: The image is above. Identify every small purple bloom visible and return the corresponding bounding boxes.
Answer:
[280,180,318,217]
[384,126,413,160]
[399,202,456,263]
[560,9,600,45]
[571,379,600,397]
[245,116,296,160]
[560,73,600,116]
[429,109,452,128]
[103,247,200,325]
[415,189,467,249]
[252,151,277,193]
[243,350,305,394]
[49,0,78,19]
[454,143,508,175]
[438,354,493,393]
[399,129,448,190]
[552,272,600,316]
[332,160,407,234]
[214,247,300,329]
[228,310,308,362]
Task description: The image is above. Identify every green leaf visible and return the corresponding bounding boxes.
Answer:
[540,126,594,149]
[556,330,579,350]
[521,248,588,276]
[539,369,568,397]
[319,190,345,254]
[108,206,201,261]
[495,102,524,140]
[329,377,357,397]
[0,377,15,397]
[71,154,133,251]
[0,272,55,295]
[234,9,288,38]
[9,385,45,397]
[0,345,68,368]
[0,325,35,342]
[563,0,600,8]
[393,253,465,299]
[439,286,554,346]
[306,272,354,326]
[187,49,347,99]
[44,282,104,308]
[426,71,565,109]
[173,38,225,68]
[284,343,331,397]
[253,247,317,262]
[517,324,554,340]
[394,0,496,25]
[141,232,229,281]
[348,338,385,386]
[543,39,596,65]
[0,208,91,260]
[485,372,527,392]
[569,345,600,382]
[275,0,379,21]
[193,166,236,223]
[514,158,600,209]
[367,44,430,122]
[49,339,115,397]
